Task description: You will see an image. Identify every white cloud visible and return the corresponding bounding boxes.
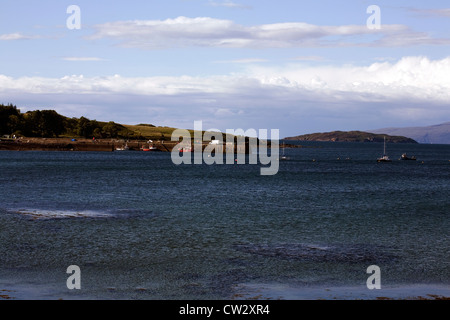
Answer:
[431,8,450,16]
[0,33,34,41]
[408,7,450,17]
[1,56,449,100]
[1,56,449,130]
[87,16,450,49]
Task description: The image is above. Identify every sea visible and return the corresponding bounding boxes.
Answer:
[0,141,449,300]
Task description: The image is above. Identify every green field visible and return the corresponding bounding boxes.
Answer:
[124,124,241,142]
[122,124,192,141]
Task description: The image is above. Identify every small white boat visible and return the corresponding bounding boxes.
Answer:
[142,146,158,151]
[377,137,392,162]
[141,140,159,151]
[116,143,130,151]
[377,155,391,162]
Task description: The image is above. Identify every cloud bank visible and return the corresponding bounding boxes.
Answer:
[1,56,449,100]
[87,16,450,49]
[1,56,449,132]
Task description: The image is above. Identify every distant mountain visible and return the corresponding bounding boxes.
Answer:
[369,122,450,144]
[284,131,417,143]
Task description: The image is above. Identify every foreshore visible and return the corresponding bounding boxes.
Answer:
[0,137,301,153]
[1,283,449,300]
[232,283,450,300]
[0,138,178,152]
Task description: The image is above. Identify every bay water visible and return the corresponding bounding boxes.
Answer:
[0,141,449,299]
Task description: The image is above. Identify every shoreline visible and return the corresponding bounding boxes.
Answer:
[0,137,173,152]
[1,283,449,300]
[0,137,302,153]
[231,283,450,300]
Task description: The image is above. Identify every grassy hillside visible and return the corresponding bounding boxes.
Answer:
[1,104,192,140]
[123,124,240,141]
[123,124,185,140]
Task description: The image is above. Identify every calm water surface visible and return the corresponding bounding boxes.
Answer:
[0,141,449,299]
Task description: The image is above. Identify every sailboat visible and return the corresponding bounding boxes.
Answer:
[280,140,289,161]
[377,136,392,162]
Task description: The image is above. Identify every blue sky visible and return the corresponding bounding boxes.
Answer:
[1,0,450,137]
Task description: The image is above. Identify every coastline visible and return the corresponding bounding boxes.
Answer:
[0,138,176,152]
[0,137,301,153]
[1,283,449,300]
[232,283,450,300]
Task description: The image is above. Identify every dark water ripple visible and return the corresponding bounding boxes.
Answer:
[234,243,397,264]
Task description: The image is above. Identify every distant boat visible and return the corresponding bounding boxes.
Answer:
[142,145,158,151]
[116,143,130,151]
[142,140,158,151]
[179,147,192,153]
[400,153,416,161]
[280,141,288,161]
[377,137,392,162]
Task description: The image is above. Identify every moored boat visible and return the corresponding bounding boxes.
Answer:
[116,143,130,151]
[400,153,416,161]
[141,140,158,151]
[377,137,392,162]
[142,145,158,151]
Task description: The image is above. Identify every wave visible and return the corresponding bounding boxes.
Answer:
[9,208,113,220]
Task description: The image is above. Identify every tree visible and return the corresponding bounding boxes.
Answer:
[76,117,97,138]
[102,121,120,138]
[24,110,44,137]
[40,110,65,137]
[8,114,24,135]
[20,110,65,137]
[93,127,103,138]
[0,103,21,135]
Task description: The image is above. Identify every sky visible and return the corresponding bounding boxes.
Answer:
[1,0,450,137]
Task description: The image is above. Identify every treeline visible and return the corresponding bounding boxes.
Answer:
[0,103,135,139]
